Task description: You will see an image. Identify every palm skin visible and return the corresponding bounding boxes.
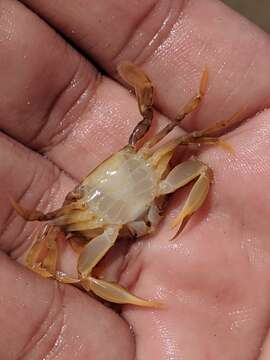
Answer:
[1,0,270,359]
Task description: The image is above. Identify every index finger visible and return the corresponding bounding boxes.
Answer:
[21,0,270,128]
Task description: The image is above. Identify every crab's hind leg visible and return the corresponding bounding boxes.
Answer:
[158,159,212,236]
[77,225,160,307]
[117,62,154,146]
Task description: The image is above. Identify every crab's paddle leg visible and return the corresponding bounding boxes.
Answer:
[54,268,159,309]
[77,226,120,278]
[141,67,208,150]
[81,277,161,308]
[78,226,160,307]
[158,159,212,235]
[117,62,154,146]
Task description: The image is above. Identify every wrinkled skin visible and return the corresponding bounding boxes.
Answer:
[1,0,270,359]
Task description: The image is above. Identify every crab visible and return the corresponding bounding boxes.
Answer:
[12,62,237,307]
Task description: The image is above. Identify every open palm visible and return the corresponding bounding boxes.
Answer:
[1,1,270,359]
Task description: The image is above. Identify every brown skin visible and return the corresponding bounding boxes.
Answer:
[1,0,270,359]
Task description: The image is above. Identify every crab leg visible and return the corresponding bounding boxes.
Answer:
[184,136,234,152]
[11,198,86,222]
[76,225,160,306]
[54,271,161,307]
[158,159,212,234]
[77,226,120,278]
[26,225,60,278]
[169,111,241,152]
[141,67,208,150]
[14,197,159,307]
[81,277,161,307]
[117,62,154,146]
[149,109,241,166]
[25,223,158,307]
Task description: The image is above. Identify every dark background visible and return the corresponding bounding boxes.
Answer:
[223,0,270,33]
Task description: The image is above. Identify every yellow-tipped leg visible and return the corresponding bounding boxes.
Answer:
[76,224,162,307]
[200,66,208,96]
[186,136,235,154]
[141,67,208,151]
[55,271,80,284]
[158,159,212,238]
[170,171,210,238]
[182,66,208,115]
[77,226,120,278]
[186,108,245,140]
[81,277,162,308]
[53,272,162,308]
[218,140,235,154]
[171,208,192,230]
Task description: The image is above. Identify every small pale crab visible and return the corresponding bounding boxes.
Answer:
[12,62,238,307]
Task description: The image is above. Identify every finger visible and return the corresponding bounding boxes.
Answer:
[0,0,97,150]
[0,0,167,178]
[21,0,270,128]
[0,132,75,257]
[0,252,134,360]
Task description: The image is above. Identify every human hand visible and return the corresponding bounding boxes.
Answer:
[1,1,270,359]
